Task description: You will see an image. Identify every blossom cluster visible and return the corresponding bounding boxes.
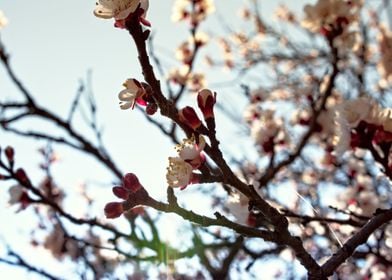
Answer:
[165,89,215,188]
[301,0,363,34]
[171,0,215,26]
[168,33,209,91]
[104,173,148,219]
[333,157,382,217]
[166,135,205,188]
[326,97,391,156]
[291,97,392,157]
[243,104,289,154]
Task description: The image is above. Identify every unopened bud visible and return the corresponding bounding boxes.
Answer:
[122,173,142,193]
[104,202,124,219]
[197,89,216,119]
[5,146,14,163]
[112,186,129,200]
[146,103,158,115]
[15,168,29,185]
[179,107,202,130]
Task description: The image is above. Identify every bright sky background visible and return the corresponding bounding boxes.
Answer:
[0,0,313,279]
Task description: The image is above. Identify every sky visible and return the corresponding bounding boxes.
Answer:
[0,0,313,279]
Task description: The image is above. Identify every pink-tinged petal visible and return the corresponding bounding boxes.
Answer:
[179,173,199,190]
[112,186,129,200]
[136,97,148,106]
[122,173,142,193]
[140,16,151,27]
[185,152,205,169]
[104,202,123,219]
[114,19,126,29]
[179,107,202,130]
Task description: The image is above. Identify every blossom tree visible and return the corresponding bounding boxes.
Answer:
[1,0,392,279]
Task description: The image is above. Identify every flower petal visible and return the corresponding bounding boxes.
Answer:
[94,5,115,19]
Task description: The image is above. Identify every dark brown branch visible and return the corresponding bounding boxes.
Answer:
[321,209,392,277]
[0,249,60,280]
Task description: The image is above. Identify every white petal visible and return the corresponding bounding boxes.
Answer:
[119,102,132,110]
[123,78,140,90]
[94,5,114,19]
[118,89,137,101]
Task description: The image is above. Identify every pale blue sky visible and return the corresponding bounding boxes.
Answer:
[0,1,312,279]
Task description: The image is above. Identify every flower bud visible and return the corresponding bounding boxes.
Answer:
[197,89,215,119]
[112,186,129,200]
[122,173,142,193]
[179,107,202,130]
[5,146,14,163]
[15,168,29,185]
[146,103,158,115]
[104,202,124,219]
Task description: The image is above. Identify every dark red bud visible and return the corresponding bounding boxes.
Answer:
[104,202,124,219]
[5,146,14,163]
[179,107,202,130]
[15,168,29,185]
[112,186,129,200]
[146,103,158,115]
[122,173,142,193]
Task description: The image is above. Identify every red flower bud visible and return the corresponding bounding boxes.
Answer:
[112,186,129,200]
[146,103,158,115]
[15,168,29,185]
[5,146,14,163]
[197,89,215,119]
[122,173,142,193]
[179,107,202,130]
[104,202,124,219]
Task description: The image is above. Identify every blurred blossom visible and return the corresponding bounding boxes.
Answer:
[168,66,189,85]
[248,109,289,153]
[187,72,206,92]
[190,31,209,47]
[377,26,392,86]
[171,0,215,25]
[175,41,193,64]
[301,0,363,33]
[166,135,205,188]
[225,192,250,225]
[8,185,25,205]
[44,224,80,260]
[0,10,8,29]
[274,5,296,23]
